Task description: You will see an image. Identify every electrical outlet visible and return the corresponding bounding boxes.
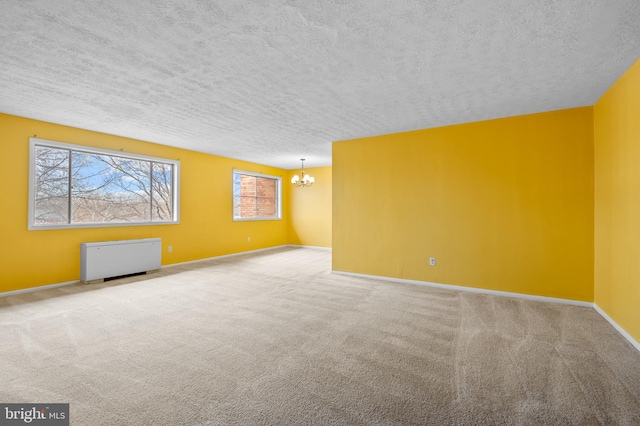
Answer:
[429,257,436,266]
[248,236,251,242]
[168,246,172,253]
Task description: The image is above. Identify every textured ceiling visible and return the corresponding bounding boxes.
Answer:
[1,1,639,169]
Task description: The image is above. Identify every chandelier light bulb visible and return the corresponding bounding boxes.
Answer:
[292,159,315,188]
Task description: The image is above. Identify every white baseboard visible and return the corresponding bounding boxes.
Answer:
[162,245,293,269]
[0,280,77,298]
[285,244,332,251]
[1,245,292,297]
[594,304,640,352]
[332,269,640,353]
[5,250,638,354]
[331,270,593,307]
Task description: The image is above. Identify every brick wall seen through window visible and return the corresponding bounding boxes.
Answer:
[233,171,281,220]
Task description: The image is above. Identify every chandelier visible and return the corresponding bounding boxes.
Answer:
[291,158,315,187]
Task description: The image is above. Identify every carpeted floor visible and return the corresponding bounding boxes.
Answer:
[1,247,639,425]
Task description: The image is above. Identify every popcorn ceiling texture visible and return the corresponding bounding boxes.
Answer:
[1,0,639,169]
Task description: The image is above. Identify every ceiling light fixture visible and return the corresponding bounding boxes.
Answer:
[291,158,315,187]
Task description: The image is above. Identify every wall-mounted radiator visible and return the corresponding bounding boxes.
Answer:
[80,238,162,283]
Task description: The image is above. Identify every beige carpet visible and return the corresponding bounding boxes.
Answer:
[1,247,639,425]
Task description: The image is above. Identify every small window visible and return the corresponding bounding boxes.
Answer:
[29,138,180,229]
[233,170,281,221]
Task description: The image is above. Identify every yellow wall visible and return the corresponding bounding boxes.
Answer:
[594,59,640,342]
[286,166,332,248]
[0,113,289,293]
[333,107,594,301]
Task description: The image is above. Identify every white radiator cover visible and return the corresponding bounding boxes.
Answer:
[80,238,162,282]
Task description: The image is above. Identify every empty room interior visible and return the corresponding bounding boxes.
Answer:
[1,1,640,424]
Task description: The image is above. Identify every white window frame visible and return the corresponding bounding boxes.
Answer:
[232,169,282,221]
[28,138,180,230]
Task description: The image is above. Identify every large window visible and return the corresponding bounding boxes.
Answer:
[29,138,179,229]
[233,170,281,221]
